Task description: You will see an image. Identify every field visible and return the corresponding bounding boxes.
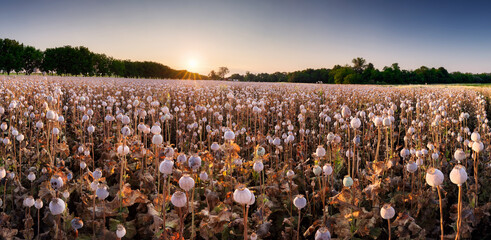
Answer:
[0,75,490,240]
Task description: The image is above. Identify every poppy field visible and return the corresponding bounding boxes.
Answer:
[0,76,490,240]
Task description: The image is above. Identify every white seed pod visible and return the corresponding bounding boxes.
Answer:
[50,175,64,190]
[188,155,202,171]
[179,174,195,191]
[343,175,353,187]
[253,161,264,173]
[96,184,109,200]
[256,146,266,156]
[52,127,60,135]
[286,169,295,179]
[116,224,126,238]
[199,171,208,181]
[177,153,187,164]
[472,141,484,153]
[93,168,103,180]
[23,196,35,207]
[316,145,326,158]
[426,168,444,187]
[80,161,87,169]
[27,172,36,182]
[62,190,70,199]
[90,181,99,191]
[471,132,480,142]
[248,192,256,206]
[454,149,466,162]
[164,147,175,158]
[431,152,439,160]
[380,204,395,219]
[323,164,333,176]
[406,161,418,173]
[159,159,174,175]
[87,125,95,133]
[34,199,43,209]
[71,217,83,230]
[450,165,468,186]
[315,227,331,240]
[150,125,161,135]
[171,191,187,208]
[373,117,383,127]
[152,134,163,145]
[210,142,220,151]
[233,185,252,205]
[117,145,130,155]
[293,195,307,209]
[350,117,361,129]
[224,130,235,140]
[49,198,66,215]
[313,165,322,176]
[0,167,5,179]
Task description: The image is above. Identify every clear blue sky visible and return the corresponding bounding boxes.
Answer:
[1,0,490,75]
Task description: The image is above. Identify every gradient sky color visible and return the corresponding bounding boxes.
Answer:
[1,0,491,75]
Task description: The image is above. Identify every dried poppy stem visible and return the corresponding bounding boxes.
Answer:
[375,126,381,162]
[388,219,391,240]
[437,186,444,240]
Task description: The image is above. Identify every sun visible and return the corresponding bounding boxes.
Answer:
[186,58,199,72]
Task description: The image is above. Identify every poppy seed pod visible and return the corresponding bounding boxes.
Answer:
[116,224,126,238]
[50,175,64,190]
[24,196,35,207]
[27,172,36,182]
[256,146,266,156]
[350,117,361,129]
[164,147,175,158]
[34,199,43,209]
[313,165,322,176]
[286,170,295,179]
[253,160,264,172]
[150,125,161,135]
[152,134,163,145]
[234,185,252,205]
[93,168,103,180]
[471,132,480,142]
[315,227,331,240]
[210,142,220,151]
[431,152,439,160]
[117,145,130,155]
[159,159,174,175]
[80,161,87,169]
[188,155,202,171]
[380,204,395,219]
[224,130,235,140]
[199,171,208,181]
[450,165,468,186]
[177,153,187,164]
[426,168,444,187]
[400,148,410,158]
[343,175,353,187]
[316,145,326,158]
[248,192,256,206]
[373,117,383,127]
[293,195,307,209]
[71,217,83,230]
[472,141,484,153]
[454,149,466,162]
[171,191,188,208]
[179,174,195,191]
[96,184,109,200]
[49,198,66,215]
[406,161,418,173]
[0,167,5,179]
[87,125,95,133]
[341,106,351,118]
[323,164,333,176]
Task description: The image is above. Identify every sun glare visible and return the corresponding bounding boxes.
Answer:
[187,58,198,72]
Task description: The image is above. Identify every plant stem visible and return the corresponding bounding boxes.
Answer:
[437,186,444,240]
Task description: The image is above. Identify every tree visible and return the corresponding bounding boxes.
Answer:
[217,67,229,80]
[208,70,219,80]
[352,57,367,73]
[22,46,42,74]
[0,39,24,74]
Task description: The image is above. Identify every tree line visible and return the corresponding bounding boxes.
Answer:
[227,57,491,84]
[2,38,490,84]
[0,38,207,79]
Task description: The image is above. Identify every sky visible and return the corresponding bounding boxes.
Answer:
[1,0,491,75]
